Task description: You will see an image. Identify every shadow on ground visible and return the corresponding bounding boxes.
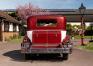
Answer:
[3,50,64,62]
[3,50,25,62]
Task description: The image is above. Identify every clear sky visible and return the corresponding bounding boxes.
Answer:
[0,0,93,9]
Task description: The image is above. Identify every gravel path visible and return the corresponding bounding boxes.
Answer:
[0,42,93,66]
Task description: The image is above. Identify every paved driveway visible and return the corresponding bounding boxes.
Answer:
[0,42,93,66]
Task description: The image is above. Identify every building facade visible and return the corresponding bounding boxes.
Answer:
[39,9,93,27]
[0,10,20,41]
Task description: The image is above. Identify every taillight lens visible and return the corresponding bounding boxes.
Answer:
[23,35,29,43]
[22,35,31,48]
[23,38,28,43]
[62,35,70,44]
[61,35,72,48]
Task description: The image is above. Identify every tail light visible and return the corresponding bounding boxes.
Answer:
[23,35,30,43]
[61,35,72,48]
[62,35,70,44]
[21,35,31,49]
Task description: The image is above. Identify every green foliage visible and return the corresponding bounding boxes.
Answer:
[66,24,81,31]
[86,25,93,30]
[66,24,71,30]
[63,24,81,35]
[9,36,23,43]
[66,24,72,35]
[74,35,91,39]
[10,35,21,40]
[77,42,93,52]
[8,12,17,17]
[72,25,81,29]
[85,25,93,36]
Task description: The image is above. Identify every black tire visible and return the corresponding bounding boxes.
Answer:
[63,53,68,60]
[24,54,31,60]
[70,48,72,54]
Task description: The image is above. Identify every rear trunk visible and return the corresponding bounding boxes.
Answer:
[32,30,61,48]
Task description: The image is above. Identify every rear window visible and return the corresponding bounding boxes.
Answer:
[37,19,57,27]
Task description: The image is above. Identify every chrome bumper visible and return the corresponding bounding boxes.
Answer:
[21,48,70,54]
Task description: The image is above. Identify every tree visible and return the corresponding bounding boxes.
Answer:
[8,12,17,17]
[16,3,50,36]
[66,24,71,30]
[16,3,49,20]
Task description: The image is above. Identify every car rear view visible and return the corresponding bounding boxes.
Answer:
[21,15,73,60]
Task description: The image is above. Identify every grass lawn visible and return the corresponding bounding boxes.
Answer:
[74,35,92,39]
[77,42,93,52]
[8,36,23,44]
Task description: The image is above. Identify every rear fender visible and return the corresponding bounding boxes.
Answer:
[61,35,73,49]
[62,35,70,44]
[21,35,32,49]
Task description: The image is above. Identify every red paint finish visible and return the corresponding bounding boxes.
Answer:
[32,31,47,44]
[47,31,61,44]
[31,46,47,48]
[32,30,61,48]
[27,15,66,30]
[27,15,66,48]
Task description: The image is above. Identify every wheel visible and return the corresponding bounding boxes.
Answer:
[24,54,31,60]
[63,53,68,60]
[70,48,72,54]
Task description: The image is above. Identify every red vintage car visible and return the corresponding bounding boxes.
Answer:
[21,15,72,60]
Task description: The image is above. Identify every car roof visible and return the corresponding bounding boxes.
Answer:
[28,15,65,19]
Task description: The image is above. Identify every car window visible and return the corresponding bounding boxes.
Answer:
[37,19,57,27]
